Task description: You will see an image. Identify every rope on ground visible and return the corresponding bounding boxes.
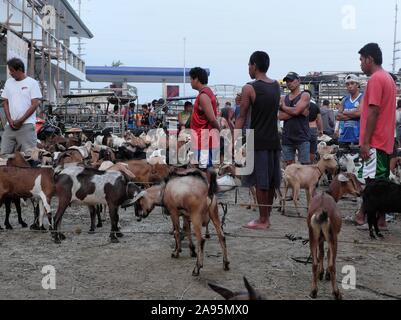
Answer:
[2,229,401,248]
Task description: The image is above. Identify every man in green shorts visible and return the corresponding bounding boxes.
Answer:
[355,43,397,227]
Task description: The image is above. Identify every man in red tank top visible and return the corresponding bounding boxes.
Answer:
[189,67,220,169]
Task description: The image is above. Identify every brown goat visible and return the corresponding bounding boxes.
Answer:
[307,192,342,300]
[327,173,362,202]
[0,153,31,229]
[134,170,229,276]
[0,166,55,229]
[124,160,172,187]
[281,154,338,216]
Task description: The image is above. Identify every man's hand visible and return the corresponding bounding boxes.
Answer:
[13,118,24,130]
[360,144,371,161]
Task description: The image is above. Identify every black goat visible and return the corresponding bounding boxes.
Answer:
[362,179,398,239]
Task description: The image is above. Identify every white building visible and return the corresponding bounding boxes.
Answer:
[0,0,93,104]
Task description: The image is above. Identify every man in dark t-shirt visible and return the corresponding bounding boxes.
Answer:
[235,51,281,230]
[279,72,311,165]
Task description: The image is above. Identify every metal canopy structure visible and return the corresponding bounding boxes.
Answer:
[86,66,211,83]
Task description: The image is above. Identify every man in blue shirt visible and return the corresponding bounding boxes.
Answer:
[336,74,363,146]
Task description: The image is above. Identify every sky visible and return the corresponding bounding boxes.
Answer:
[69,0,399,103]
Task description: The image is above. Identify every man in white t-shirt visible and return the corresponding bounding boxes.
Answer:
[1,58,42,156]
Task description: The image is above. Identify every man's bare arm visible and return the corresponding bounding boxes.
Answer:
[2,99,14,127]
[316,114,323,135]
[281,93,310,116]
[235,85,253,131]
[13,98,40,129]
[279,111,292,121]
[363,105,379,146]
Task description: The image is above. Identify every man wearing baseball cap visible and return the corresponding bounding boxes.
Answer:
[336,74,363,146]
[279,71,311,165]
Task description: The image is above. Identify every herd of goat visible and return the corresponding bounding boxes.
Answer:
[0,127,400,300]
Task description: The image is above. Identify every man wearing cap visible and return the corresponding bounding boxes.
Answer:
[279,72,311,165]
[336,74,363,146]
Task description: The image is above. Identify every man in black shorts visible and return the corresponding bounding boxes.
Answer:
[235,51,281,230]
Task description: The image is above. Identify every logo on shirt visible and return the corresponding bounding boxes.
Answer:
[21,87,28,91]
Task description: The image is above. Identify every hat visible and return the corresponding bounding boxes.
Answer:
[345,74,360,84]
[283,72,300,82]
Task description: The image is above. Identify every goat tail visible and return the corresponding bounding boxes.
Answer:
[208,168,218,198]
[316,211,329,224]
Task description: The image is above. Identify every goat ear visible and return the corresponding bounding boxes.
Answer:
[338,174,350,183]
[208,283,236,300]
[243,277,258,300]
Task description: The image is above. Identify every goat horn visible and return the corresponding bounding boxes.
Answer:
[132,191,146,203]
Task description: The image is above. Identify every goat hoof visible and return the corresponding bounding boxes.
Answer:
[377,232,384,238]
[310,290,318,299]
[0,225,3,230]
[110,237,119,244]
[20,221,28,228]
[53,234,61,244]
[30,223,40,231]
[205,233,211,239]
[5,224,13,230]
[116,232,124,238]
[40,226,47,232]
[97,223,103,228]
[190,251,197,258]
[59,233,66,241]
[224,261,230,271]
[171,252,180,259]
[369,233,376,240]
[334,291,342,300]
[325,272,331,281]
[89,229,95,235]
[246,206,251,210]
[319,272,324,281]
[192,268,200,277]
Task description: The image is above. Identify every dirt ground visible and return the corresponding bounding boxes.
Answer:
[0,187,400,300]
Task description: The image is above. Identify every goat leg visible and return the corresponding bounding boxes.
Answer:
[15,198,27,228]
[374,212,384,238]
[328,239,342,300]
[52,201,68,244]
[108,205,121,243]
[171,212,181,258]
[192,220,205,277]
[205,222,211,239]
[325,248,331,281]
[96,205,103,228]
[209,199,230,271]
[4,198,13,230]
[184,217,196,258]
[318,238,325,281]
[309,231,319,299]
[89,206,96,234]
[30,202,41,231]
[367,210,377,240]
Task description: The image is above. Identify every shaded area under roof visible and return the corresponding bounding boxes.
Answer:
[86,66,210,83]
[44,0,93,39]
